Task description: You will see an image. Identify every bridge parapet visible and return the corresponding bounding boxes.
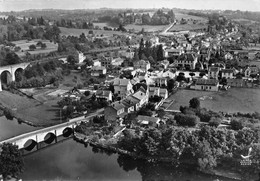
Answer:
[0,117,87,149]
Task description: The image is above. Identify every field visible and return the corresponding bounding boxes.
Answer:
[60,27,126,37]
[169,24,208,32]
[175,12,208,22]
[250,60,260,68]
[168,12,208,32]
[166,88,260,113]
[0,90,63,126]
[12,39,58,57]
[125,24,168,32]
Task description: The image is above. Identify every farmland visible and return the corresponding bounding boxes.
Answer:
[60,27,126,37]
[175,12,208,22]
[166,88,260,113]
[168,12,208,32]
[12,39,58,57]
[125,24,168,32]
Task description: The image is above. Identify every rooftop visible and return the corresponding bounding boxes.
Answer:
[209,67,220,72]
[111,101,125,111]
[222,69,234,74]
[113,78,131,86]
[195,79,219,86]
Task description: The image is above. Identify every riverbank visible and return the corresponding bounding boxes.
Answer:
[0,90,64,127]
[73,133,242,180]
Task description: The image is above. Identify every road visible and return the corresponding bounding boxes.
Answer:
[159,21,176,36]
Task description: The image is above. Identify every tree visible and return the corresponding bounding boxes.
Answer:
[84,57,94,67]
[67,55,77,66]
[157,44,164,61]
[189,98,200,109]
[230,119,244,130]
[209,117,221,127]
[0,143,24,179]
[28,44,36,51]
[167,79,175,92]
[138,38,144,59]
[41,43,47,49]
[36,41,43,46]
[175,113,199,127]
[3,52,21,65]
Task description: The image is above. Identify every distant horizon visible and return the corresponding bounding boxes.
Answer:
[0,0,260,12]
[1,7,260,13]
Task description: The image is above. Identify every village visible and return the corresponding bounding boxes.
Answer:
[1,7,260,180]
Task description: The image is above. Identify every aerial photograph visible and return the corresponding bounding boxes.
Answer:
[0,0,260,180]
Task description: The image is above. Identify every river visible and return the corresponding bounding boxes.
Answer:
[0,115,253,181]
[0,116,39,141]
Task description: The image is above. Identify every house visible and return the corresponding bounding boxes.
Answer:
[104,101,126,121]
[113,78,133,99]
[192,79,219,91]
[175,53,198,70]
[164,47,184,58]
[136,115,161,127]
[149,87,168,99]
[160,60,170,69]
[119,49,134,59]
[96,90,113,101]
[100,55,112,67]
[78,51,86,64]
[157,70,176,79]
[150,36,160,46]
[153,77,168,87]
[91,66,107,77]
[234,50,249,59]
[130,88,149,109]
[255,52,260,60]
[133,60,151,72]
[227,79,246,87]
[93,59,101,67]
[213,62,226,69]
[224,52,233,60]
[111,57,124,66]
[221,69,235,79]
[121,99,137,113]
[208,67,220,79]
[244,66,259,78]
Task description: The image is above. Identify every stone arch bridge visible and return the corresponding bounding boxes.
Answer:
[0,62,30,91]
[0,120,82,152]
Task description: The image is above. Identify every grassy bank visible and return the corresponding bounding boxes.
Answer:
[166,88,260,113]
[0,90,64,127]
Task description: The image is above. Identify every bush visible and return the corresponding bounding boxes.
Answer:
[230,119,244,130]
[209,117,221,127]
[84,91,91,96]
[189,97,200,109]
[175,113,200,127]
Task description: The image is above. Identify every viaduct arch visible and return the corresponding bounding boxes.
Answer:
[0,63,30,91]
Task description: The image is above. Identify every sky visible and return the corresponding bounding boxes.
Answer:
[0,0,260,12]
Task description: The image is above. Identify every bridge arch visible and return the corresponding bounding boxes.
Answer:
[44,132,57,144]
[62,127,74,137]
[1,70,12,84]
[14,67,24,82]
[23,139,38,151]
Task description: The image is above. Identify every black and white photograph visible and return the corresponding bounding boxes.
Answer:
[0,0,260,180]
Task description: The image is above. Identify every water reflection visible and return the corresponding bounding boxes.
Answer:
[22,139,141,181]
[22,137,238,181]
[0,116,39,141]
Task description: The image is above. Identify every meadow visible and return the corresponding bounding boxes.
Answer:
[60,27,126,37]
[12,39,58,57]
[166,88,260,113]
